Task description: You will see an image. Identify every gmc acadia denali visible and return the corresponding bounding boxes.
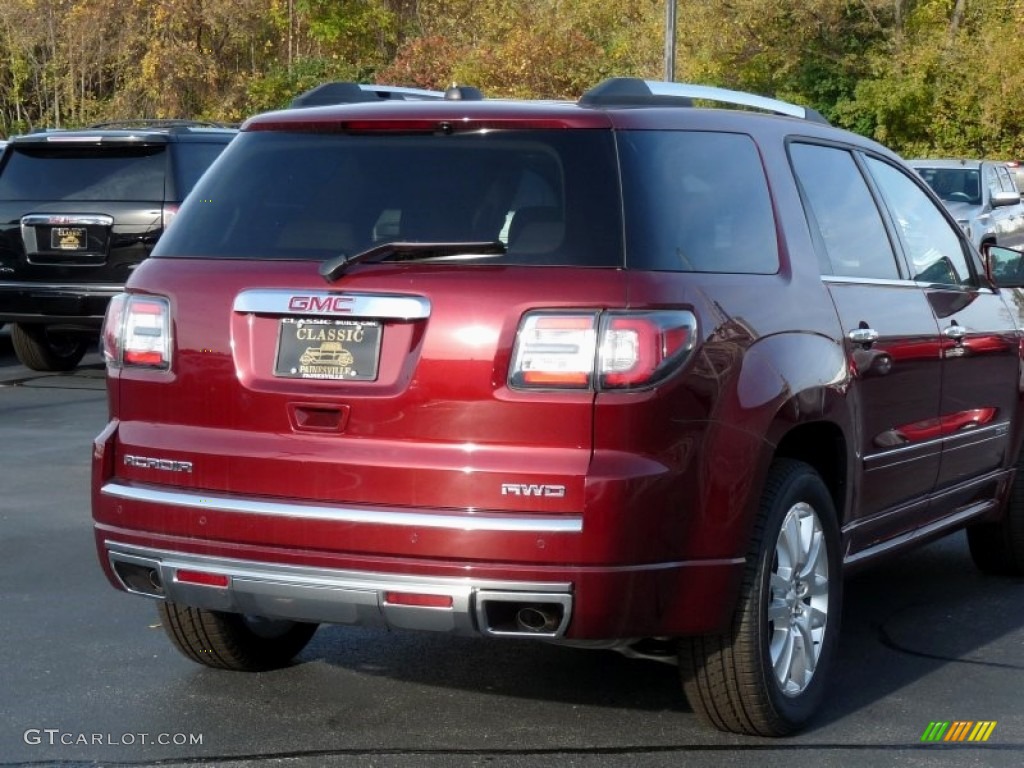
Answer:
[91,78,1024,736]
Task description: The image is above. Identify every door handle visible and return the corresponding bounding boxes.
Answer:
[848,327,879,345]
[943,324,967,340]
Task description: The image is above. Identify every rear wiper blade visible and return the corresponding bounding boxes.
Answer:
[320,240,506,283]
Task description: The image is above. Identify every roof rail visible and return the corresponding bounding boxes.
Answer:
[87,119,234,130]
[579,78,829,125]
[290,82,484,108]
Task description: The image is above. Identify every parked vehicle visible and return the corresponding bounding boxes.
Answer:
[909,158,1024,252]
[92,78,1024,737]
[0,121,236,371]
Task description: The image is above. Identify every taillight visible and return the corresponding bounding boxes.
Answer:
[510,313,598,389]
[102,293,172,370]
[599,311,696,389]
[162,204,180,230]
[510,310,696,391]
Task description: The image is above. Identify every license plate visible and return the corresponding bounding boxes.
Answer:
[51,227,87,250]
[275,318,381,380]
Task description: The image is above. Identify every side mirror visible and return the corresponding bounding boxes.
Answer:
[991,190,1021,208]
[984,244,1024,287]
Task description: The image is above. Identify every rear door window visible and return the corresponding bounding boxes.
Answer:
[619,131,779,273]
[789,142,900,280]
[0,145,167,201]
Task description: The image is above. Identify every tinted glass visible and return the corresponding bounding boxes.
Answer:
[171,142,232,200]
[0,145,166,201]
[790,143,899,279]
[155,130,623,267]
[620,131,778,273]
[866,157,972,286]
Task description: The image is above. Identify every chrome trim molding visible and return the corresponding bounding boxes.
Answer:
[233,289,430,320]
[105,541,573,637]
[101,481,583,533]
[22,213,115,227]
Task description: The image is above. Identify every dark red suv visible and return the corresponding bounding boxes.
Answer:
[92,78,1024,736]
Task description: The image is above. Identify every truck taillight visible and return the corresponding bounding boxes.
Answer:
[102,293,172,370]
[510,310,696,391]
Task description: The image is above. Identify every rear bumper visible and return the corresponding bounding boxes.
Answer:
[0,282,121,326]
[104,540,575,639]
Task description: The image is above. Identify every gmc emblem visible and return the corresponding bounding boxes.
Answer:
[288,295,353,313]
[500,483,566,498]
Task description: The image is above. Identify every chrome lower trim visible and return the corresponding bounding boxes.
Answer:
[105,541,573,638]
[101,481,582,533]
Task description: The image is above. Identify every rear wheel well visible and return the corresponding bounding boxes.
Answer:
[774,422,847,521]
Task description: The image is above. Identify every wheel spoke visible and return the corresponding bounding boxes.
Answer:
[767,597,790,623]
[772,627,795,684]
[798,529,824,581]
[779,511,802,570]
[793,615,818,680]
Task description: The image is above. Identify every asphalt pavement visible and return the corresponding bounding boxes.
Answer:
[1,326,1022,767]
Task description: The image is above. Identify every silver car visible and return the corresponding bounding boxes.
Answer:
[909,158,1024,251]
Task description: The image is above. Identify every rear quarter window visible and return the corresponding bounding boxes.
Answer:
[619,131,779,273]
[170,141,232,200]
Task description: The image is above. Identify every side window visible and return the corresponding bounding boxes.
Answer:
[620,131,779,273]
[996,165,1017,194]
[983,165,999,199]
[789,142,899,279]
[865,157,972,287]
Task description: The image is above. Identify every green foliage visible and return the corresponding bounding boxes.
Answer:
[0,0,1023,164]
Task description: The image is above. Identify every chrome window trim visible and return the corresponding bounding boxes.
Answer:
[822,273,994,293]
[101,481,583,533]
[233,289,430,320]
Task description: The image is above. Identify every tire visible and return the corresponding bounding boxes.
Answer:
[967,457,1024,576]
[158,602,318,672]
[679,459,842,736]
[10,323,89,372]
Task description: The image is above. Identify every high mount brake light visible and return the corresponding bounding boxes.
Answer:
[102,293,172,370]
[510,310,697,391]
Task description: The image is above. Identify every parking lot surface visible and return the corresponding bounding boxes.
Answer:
[1,327,1022,767]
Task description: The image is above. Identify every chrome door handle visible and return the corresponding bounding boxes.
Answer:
[848,327,879,345]
[943,324,967,340]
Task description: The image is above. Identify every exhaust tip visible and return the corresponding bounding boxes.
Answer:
[476,592,571,637]
[112,559,165,597]
[516,606,561,633]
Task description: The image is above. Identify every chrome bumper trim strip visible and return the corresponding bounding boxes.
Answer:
[101,481,583,533]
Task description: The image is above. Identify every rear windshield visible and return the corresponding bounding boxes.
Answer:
[155,130,624,267]
[0,145,167,201]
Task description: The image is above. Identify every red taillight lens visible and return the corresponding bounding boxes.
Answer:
[509,313,598,389]
[599,311,696,389]
[510,310,696,391]
[102,293,172,370]
[161,204,180,230]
